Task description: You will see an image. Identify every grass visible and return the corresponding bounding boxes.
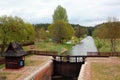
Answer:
[91,62,120,80]
[0,72,10,79]
[25,58,42,66]
[0,72,21,80]
[99,39,112,52]
[25,55,51,66]
[0,64,5,69]
[25,60,38,66]
[23,41,73,54]
[94,39,120,52]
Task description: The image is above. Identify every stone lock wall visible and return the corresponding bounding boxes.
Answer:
[24,60,53,80]
[34,62,53,80]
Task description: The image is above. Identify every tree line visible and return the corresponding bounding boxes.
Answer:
[1,5,119,54]
[0,5,87,53]
[93,17,120,52]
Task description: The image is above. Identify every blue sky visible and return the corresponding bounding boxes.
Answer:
[0,0,120,26]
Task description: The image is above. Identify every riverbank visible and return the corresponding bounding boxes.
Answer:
[94,39,120,52]
[23,42,73,55]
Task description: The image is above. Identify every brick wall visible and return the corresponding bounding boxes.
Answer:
[24,60,53,80]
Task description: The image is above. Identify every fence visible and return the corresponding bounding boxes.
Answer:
[87,52,120,56]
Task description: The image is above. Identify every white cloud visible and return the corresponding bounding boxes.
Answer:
[0,0,120,26]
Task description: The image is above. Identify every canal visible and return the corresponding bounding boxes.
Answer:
[53,36,97,80]
[65,36,98,55]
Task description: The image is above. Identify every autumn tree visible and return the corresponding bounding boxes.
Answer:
[48,21,74,43]
[93,17,120,52]
[53,5,68,23]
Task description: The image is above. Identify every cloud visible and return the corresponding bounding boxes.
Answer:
[0,0,120,26]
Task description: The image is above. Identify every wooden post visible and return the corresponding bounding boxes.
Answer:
[52,56,56,62]
[66,55,70,62]
[83,57,86,62]
[60,56,62,62]
[75,57,77,62]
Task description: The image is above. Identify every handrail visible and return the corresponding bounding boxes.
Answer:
[27,50,111,57]
[27,50,112,63]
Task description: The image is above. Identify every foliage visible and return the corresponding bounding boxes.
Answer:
[0,15,35,53]
[93,17,120,52]
[34,23,50,30]
[25,23,35,42]
[0,15,26,43]
[65,23,75,40]
[34,24,50,42]
[0,64,5,69]
[94,38,103,52]
[87,27,95,36]
[74,25,87,38]
[35,27,49,41]
[34,23,87,31]
[94,39,120,52]
[53,5,68,23]
[48,20,74,43]
[71,37,80,45]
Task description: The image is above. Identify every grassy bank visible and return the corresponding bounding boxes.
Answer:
[94,39,120,52]
[24,42,73,54]
[91,62,120,80]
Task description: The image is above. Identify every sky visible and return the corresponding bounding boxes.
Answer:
[0,0,120,26]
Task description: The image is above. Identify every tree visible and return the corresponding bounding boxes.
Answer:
[93,17,120,52]
[87,27,95,36]
[93,25,105,38]
[38,27,49,41]
[74,25,86,38]
[48,21,74,43]
[0,15,34,53]
[25,23,35,42]
[53,5,68,23]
